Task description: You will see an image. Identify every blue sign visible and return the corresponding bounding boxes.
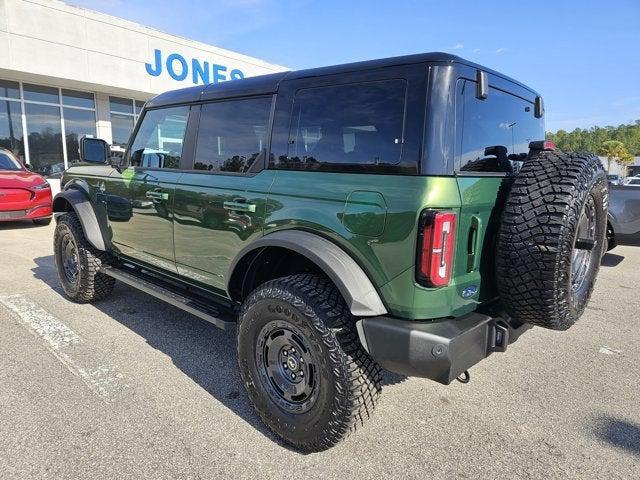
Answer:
[145,49,245,85]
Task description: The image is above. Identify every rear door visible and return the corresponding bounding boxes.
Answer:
[105,105,191,273]
[172,96,274,292]
[453,73,545,301]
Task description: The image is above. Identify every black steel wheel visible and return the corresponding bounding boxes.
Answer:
[59,230,80,286]
[256,321,318,414]
[53,212,115,303]
[237,274,382,452]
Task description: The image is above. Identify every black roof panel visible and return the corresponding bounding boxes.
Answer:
[201,71,288,101]
[146,52,538,108]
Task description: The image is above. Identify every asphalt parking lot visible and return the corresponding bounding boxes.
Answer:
[0,220,638,479]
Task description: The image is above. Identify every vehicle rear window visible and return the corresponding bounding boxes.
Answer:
[271,80,407,172]
[193,97,272,174]
[457,80,544,174]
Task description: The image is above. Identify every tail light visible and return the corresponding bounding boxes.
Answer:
[528,140,556,151]
[416,210,457,287]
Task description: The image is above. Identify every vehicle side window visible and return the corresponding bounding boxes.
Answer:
[271,80,406,172]
[128,106,190,169]
[193,97,272,173]
[0,152,22,170]
[457,80,544,174]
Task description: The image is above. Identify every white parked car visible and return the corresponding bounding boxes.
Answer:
[624,177,640,186]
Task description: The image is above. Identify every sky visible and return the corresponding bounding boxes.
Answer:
[71,0,640,132]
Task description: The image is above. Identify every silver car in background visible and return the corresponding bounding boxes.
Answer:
[608,185,640,249]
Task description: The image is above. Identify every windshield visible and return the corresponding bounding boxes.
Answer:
[0,151,24,171]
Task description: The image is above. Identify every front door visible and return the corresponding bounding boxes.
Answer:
[172,96,274,292]
[105,105,191,274]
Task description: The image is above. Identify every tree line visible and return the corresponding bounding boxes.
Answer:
[546,120,639,172]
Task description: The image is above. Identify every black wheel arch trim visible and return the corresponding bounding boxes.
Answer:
[52,188,107,251]
[227,230,388,317]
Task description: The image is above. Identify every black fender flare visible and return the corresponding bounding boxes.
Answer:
[53,188,106,251]
[227,230,388,317]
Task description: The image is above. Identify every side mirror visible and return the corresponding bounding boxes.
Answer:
[79,136,110,164]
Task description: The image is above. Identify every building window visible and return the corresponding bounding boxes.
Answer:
[110,114,134,147]
[25,103,65,177]
[0,97,25,162]
[0,79,20,99]
[0,78,97,178]
[62,89,95,109]
[23,84,59,104]
[64,108,97,163]
[110,96,145,147]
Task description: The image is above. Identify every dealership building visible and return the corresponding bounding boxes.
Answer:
[0,0,286,191]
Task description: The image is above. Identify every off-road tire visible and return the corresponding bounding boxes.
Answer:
[496,151,608,330]
[53,212,115,303]
[237,274,382,452]
[33,217,52,226]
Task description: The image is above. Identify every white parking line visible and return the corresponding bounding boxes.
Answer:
[0,294,128,402]
[0,294,81,349]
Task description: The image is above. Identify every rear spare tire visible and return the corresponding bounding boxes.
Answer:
[496,151,608,330]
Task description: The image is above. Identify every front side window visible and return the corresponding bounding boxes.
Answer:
[194,97,272,173]
[128,106,190,169]
[457,80,544,174]
[273,80,406,172]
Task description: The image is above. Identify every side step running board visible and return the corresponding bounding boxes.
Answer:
[100,265,235,330]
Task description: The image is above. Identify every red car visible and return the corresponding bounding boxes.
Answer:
[0,148,53,225]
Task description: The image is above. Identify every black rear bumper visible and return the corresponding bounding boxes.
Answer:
[356,312,530,385]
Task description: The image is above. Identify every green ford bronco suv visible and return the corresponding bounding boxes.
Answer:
[52,53,608,452]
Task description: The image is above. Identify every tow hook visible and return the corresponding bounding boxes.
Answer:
[456,370,470,384]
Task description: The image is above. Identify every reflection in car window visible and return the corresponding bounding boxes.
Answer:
[128,106,189,169]
[0,151,22,170]
[272,80,406,172]
[194,97,272,173]
[458,80,544,174]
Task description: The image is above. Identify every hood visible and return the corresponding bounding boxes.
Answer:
[0,170,49,189]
